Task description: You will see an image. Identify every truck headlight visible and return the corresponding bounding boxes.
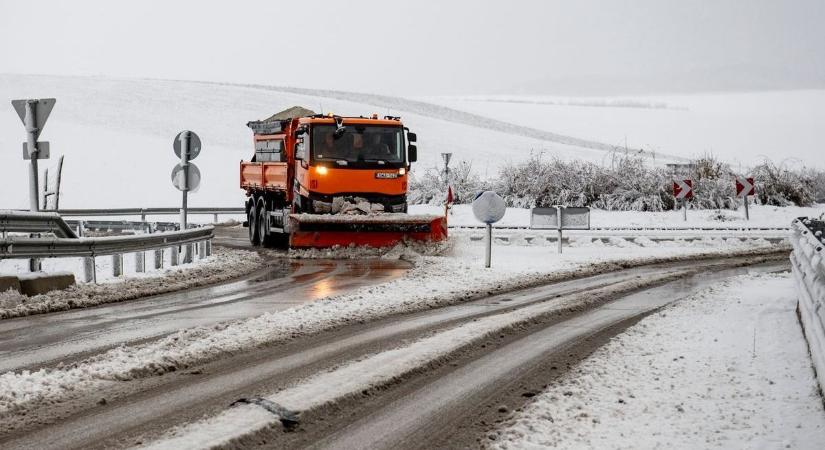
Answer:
[316,166,328,175]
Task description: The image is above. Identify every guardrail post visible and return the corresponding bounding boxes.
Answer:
[198,241,207,260]
[153,249,163,270]
[83,257,96,283]
[183,243,194,264]
[170,246,179,266]
[112,253,123,277]
[135,251,145,273]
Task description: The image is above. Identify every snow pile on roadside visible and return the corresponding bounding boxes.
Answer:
[0,238,786,418]
[0,248,264,319]
[491,273,825,449]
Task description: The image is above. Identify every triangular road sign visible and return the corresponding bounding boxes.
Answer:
[11,99,56,138]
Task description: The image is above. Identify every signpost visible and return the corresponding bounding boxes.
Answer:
[673,179,693,221]
[11,98,56,212]
[171,131,202,262]
[441,152,452,216]
[472,191,506,268]
[531,206,591,253]
[736,177,755,220]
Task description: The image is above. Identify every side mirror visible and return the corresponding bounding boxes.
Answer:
[407,132,417,143]
[295,139,306,160]
[408,144,417,162]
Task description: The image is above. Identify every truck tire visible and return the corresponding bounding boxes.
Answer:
[256,202,268,247]
[248,206,260,246]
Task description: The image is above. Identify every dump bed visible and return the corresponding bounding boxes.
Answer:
[240,161,288,192]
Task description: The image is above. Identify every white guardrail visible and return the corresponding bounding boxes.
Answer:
[790,217,825,392]
[1,211,214,283]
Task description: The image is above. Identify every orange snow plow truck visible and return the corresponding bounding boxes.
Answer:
[240,106,447,248]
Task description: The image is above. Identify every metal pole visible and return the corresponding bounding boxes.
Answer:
[557,206,563,254]
[682,199,687,222]
[82,257,96,283]
[744,196,750,221]
[484,223,492,268]
[42,168,49,210]
[24,100,40,212]
[53,155,64,210]
[135,251,145,273]
[180,131,190,231]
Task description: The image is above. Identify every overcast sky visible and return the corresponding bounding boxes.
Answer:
[1,0,823,95]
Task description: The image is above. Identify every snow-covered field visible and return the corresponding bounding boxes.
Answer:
[0,235,784,418]
[424,91,825,169]
[0,74,609,210]
[492,273,825,449]
[3,75,821,213]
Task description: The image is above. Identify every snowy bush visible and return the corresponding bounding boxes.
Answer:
[408,160,489,205]
[688,156,738,209]
[751,160,816,207]
[411,153,823,210]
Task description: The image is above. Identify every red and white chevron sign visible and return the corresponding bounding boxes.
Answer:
[736,177,755,197]
[673,179,693,199]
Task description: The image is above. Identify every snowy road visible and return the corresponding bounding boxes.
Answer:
[0,253,789,449]
[0,257,410,373]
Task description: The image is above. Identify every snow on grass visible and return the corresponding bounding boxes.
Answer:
[412,203,825,229]
[491,273,825,449]
[0,236,786,419]
[0,248,263,319]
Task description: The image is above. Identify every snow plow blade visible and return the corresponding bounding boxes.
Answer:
[288,214,447,249]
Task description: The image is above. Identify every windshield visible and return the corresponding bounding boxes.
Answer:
[311,124,404,164]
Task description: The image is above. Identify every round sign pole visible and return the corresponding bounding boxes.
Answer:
[472,191,506,268]
[485,223,492,268]
[179,131,190,231]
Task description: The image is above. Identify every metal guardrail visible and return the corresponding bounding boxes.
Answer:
[789,217,825,394]
[57,207,244,221]
[0,210,216,283]
[0,211,78,238]
[0,226,214,258]
[451,225,791,232]
[65,220,180,234]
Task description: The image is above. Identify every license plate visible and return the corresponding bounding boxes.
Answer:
[375,172,398,179]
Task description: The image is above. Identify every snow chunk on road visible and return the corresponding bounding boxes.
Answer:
[492,273,825,449]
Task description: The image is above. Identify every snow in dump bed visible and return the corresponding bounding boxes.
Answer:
[0,248,263,319]
[491,273,825,450]
[0,236,785,418]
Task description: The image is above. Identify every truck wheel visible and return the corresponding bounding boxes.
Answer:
[257,203,268,247]
[248,207,260,246]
